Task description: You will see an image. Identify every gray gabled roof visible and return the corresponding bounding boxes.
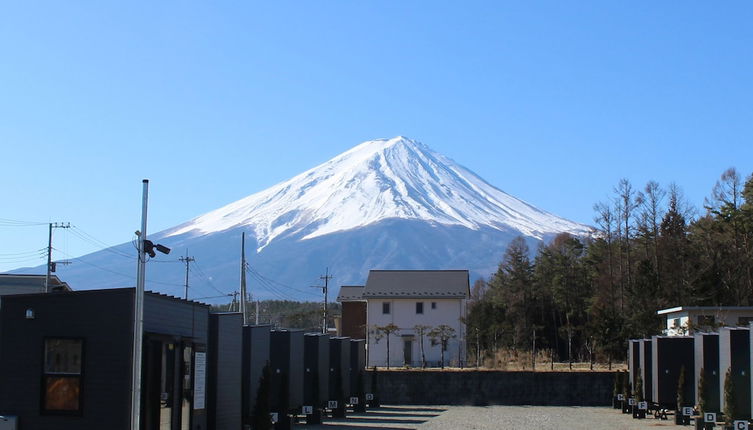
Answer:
[362,270,469,299]
[0,274,72,296]
[337,285,365,302]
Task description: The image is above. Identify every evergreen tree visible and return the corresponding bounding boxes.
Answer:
[724,367,737,425]
[252,363,273,430]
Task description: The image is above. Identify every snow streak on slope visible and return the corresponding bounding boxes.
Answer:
[166,137,591,251]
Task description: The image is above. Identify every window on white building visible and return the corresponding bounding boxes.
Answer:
[431,302,436,309]
[416,302,423,314]
[382,302,390,314]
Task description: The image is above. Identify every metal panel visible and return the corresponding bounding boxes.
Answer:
[303,333,330,407]
[719,327,751,419]
[270,330,304,411]
[208,313,243,430]
[628,340,640,392]
[329,337,351,403]
[651,336,694,408]
[241,325,271,423]
[349,339,366,397]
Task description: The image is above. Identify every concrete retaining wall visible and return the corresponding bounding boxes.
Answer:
[367,371,614,406]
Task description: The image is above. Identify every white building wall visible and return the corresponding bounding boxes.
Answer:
[664,309,753,336]
[366,297,466,367]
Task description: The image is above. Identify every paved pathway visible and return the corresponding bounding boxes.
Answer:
[304,405,683,429]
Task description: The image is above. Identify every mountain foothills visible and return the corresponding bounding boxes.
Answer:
[14,137,591,300]
[466,169,753,365]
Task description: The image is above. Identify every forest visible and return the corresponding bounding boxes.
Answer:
[465,167,753,366]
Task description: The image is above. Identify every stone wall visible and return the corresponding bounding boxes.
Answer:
[366,370,615,406]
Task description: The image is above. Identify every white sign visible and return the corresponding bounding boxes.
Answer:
[328,400,338,409]
[628,398,636,406]
[366,393,374,401]
[302,406,313,415]
[705,412,717,423]
[683,407,693,416]
[638,401,647,410]
[270,412,278,423]
[617,394,624,401]
[350,397,359,405]
[735,421,749,430]
[193,352,206,410]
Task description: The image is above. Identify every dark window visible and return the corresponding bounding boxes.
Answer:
[697,315,715,326]
[382,302,390,314]
[42,338,83,414]
[416,302,424,314]
[431,302,436,310]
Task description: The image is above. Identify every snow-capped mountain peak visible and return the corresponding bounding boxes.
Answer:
[166,137,590,252]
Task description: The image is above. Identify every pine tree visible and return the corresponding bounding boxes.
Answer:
[252,363,273,430]
[697,367,707,415]
[724,367,737,425]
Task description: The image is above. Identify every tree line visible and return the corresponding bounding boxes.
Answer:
[465,168,753,366]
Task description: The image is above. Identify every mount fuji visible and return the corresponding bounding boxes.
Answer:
[17,137,592,302]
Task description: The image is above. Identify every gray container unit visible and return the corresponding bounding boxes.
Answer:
[329,337,351,405]
[303,333,330,408]
[0,288,209,430]
[349,339,366,397]
[651,336,695,408]
[629,339,641,392]
[241,325,271,425]
[694,332,720,413]
[208,313,243,430]
[270,330,305,412]
[719,327,751,419]
[639,339,653,403]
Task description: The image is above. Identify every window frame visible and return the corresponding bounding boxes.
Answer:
[416,302,424,314]
[40,337,85,416]
[382,302,390,315]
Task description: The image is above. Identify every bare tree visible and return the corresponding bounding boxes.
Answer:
[429,325,456,369]
[413,324,432,368]
[376,323,400,369]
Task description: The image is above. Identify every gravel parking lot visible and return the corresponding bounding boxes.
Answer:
[306,405,681,430]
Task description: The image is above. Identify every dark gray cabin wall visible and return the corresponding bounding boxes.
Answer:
[328,337,351,404]
[270,330,304,411]
[241,325,271,423]
[0,289,134,430]
[349,340,366,397]
[694,333,720,413]
[303,333,330,407]
[651,336,695,408]
[719,328,751,419]
[208,313,242,430]
[628,340,640,392]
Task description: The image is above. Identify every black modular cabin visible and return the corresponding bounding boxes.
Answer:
[0,288,209,430]
[303,333,330,410]
[328,337,351,413]
[628,339,641,392]
[349,339,366,405]
[719,327,751,420]
[241,324,271,426]
[694,332,720,414]
[639,339,653,403]
[651,336,695,409]
[269,330,304,415]
[207,312,243,430]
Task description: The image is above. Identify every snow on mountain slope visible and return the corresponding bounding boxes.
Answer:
[166,136,591,251]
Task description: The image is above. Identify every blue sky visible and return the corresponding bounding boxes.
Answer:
[1,2,752,274]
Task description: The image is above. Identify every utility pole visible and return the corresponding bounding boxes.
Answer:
[255,300,260,325]
[179,251,195,300]
[312,268,332,334]
[240,232,249,325]
[131,179,149,430]
[45,222,70,292]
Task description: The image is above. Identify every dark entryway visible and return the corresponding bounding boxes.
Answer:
[143,337,199,430]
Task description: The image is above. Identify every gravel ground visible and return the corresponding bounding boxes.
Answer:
[304,405,682,430]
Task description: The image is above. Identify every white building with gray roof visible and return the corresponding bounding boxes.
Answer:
[364,270,469,368]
